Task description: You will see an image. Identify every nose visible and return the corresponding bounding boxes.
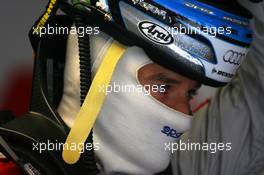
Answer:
[165,90,192,115]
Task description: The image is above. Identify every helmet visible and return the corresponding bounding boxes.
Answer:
[59,0,253,87]
[34,0,253,86]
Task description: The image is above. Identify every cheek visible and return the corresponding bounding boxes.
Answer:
[150,90,169,104]
[150,88,190,111]
[150,90,180,111]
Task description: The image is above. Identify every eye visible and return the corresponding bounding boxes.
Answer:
[187,89,197,99]
[163,85,172,91]
[158,84,171,93]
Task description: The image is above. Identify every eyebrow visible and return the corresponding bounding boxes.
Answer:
[152,73,182,84]
[152,73,202,90]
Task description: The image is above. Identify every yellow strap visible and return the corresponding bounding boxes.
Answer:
[62,41,126,164]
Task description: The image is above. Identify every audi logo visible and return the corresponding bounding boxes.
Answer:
[223,50,246,66]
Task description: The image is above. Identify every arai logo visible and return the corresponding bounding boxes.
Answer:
[138,21,174,45]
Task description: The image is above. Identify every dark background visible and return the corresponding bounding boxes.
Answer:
[0,0,47,114]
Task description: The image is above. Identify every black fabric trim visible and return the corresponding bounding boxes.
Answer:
[29,15,73,54]
[0,111,15,126]
[0,113,91,175]
[108,0,126,27]
[29,15,72,130]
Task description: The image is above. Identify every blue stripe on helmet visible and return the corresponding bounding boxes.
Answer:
[153,0,252,44]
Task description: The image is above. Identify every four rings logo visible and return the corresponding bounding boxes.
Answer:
[138,21,174,45]
[223,50,246,66]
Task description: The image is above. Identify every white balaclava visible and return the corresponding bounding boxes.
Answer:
[57,31,192,175]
